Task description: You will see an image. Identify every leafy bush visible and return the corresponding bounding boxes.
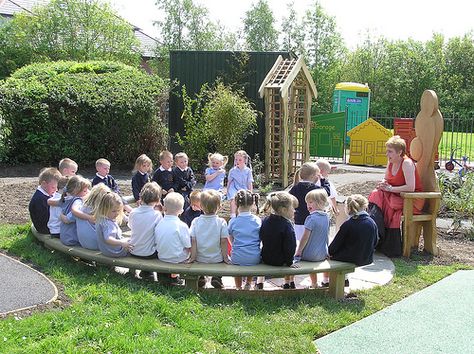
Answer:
[177,81,257,165]
[0,61,168,164]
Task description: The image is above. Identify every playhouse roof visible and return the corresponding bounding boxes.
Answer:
[347,118,392,138]
[258,55,317,99]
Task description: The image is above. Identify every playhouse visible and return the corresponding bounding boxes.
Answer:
[347,118,392,166]
[259,55,317,186]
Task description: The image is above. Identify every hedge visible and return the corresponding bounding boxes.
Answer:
[0,60,168,165]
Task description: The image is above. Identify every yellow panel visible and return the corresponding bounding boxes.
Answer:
[335,82,370,92]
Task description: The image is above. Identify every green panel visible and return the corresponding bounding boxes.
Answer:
[310,112,345,158]
[332,89,370,131]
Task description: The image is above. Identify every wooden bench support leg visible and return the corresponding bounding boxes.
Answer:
[328,271,345,299]
[183,274,199,290]
[402,198,414,258]
[422,220,439,255]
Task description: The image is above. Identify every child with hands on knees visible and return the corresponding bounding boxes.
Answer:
[172,152,196,210]
[59,176,91,246]
[228,189,261,290]
[29,167,62,234]
[47,176,69,238]
[187,189,230,289]
[152,150,174,201]
[76,183,110,250]
[227,150,253,218]
[131,154,152,203]
[203,152,228,196]
[259,191,298,289]
[289,162,330,242]
[292,189,330,288]
[95,192,133,257]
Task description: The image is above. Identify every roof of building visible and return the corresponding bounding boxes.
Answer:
[258,55,318,99]
[0,0,158,58]
[347,118,392,137]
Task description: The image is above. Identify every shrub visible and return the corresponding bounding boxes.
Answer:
[177,81,257,165]
[0,61,168,165]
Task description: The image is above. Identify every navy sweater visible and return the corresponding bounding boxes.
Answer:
[131,172,150,201]
[92,174,120,194]
[289,179,331,225]
[260,214,296,266]
[329,213,378,266]
[152,168,174,191]
[28,189,50,234]
[180,206,203,227]
[172,167,196,194]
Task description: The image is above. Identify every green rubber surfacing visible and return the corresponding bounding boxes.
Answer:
[315,270,474,354]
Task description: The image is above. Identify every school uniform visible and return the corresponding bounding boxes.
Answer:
[92,173,120,194]
[190,215,229,263]
[203,167,226,193]
[180,206,203,227]
[96,218,128,257]
[59,196,81,246]
[47,191,62,236]
[28,186,52,234]
[172,166,196,209]
[301,211,330,262]
[259,214,296,267]
[77,205,98,250]
[228,212,261,266]
[152,166,174,192]
[128,205,163,257]
[154,215,191,263]
[226,166,253,200]
[131,171,151,201]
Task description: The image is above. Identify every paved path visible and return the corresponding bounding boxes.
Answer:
[315,270,474,354]
[0,253,57,315]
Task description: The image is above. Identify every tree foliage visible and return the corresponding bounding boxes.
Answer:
[0,61,168,164]
[0,0,140,79]
[243,0,279,51]
[176,82,257,165]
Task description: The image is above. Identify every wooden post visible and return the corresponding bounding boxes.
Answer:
[282,95,289,187]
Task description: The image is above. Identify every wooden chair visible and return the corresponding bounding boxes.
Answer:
[401,90,443,257]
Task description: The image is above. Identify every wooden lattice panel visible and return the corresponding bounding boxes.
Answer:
[266,59,297,87]
[288,84,307,176]
[266,88,283,180]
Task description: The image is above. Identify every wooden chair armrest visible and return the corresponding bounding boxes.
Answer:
[400,192,441,199]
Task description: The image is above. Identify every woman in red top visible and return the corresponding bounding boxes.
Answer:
[368,136,424,257]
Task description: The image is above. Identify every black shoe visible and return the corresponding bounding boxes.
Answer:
[211,277,224,289]
[345,279,350,287]
[138,270,154,280]
[289,281,296,289]
[256,282,264,290]
[198,276,206,288]
[169,276,184,286]
[282,283,290,289]
[321,281,329,287]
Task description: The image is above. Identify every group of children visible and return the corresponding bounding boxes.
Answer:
[29,151,378,289]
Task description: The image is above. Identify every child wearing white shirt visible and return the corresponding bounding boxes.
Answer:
[187,189,229,289]
[154,192,190,286]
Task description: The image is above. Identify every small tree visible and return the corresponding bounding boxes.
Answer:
[176,82,257,165]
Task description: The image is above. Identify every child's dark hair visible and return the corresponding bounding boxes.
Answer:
[235,189,260,214]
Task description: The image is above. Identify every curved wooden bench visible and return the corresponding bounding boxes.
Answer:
[31,226,355,299]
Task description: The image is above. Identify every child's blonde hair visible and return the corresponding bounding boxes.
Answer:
[189,190,201,204]
[174,152,188,161]
[140,182,162,205]
[234,150,251,167]
[345,194,368,217]
[315,159,331,174]
[58,158,78,174]
[96,158,110,168]
[208,152,228,168]
[61,175,91,202]
[83,183,110,214]
[163,192,185,214]
[200,189,221,215]
[159,150,173,161]
[57,176,69,191]
[38,167,62,184]
[263,191,298,215]
[235,189,260,214]
[95,192,124,224]
[305,189,328,210]
[294,162,319,184]
[133,154,153,173]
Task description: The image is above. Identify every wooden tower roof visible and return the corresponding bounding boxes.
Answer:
[258,55,317,99]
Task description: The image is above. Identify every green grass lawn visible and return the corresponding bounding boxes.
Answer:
[0,224,471,354]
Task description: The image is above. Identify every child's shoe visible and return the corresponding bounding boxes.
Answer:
[210,276,224,289]
[289,281,296,289]
[243,282,252,290]
[321,281,329,288]
[169,276,184,286]
[198,276,206,288]
[282,283,290,289]
[255,282,264,290]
